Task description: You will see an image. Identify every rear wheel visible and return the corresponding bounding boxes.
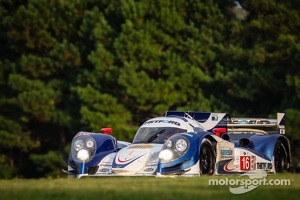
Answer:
[199,139,216,175]
[273,141,287,173]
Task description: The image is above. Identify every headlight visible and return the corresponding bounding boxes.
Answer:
[159,149,173,161]
[86,139,94,148]
[71,136,96,163]
[77,149,90,161]
[166,140,172,148]
[159,135,189,163]
[176,139,188,152]
[74,139,84,151]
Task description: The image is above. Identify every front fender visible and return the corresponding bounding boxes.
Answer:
[157,131,214,175]
[68,132,117,175]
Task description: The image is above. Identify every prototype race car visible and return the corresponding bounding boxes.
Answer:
[63,111,291,178]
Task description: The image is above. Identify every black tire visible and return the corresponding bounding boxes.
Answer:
[273,140,288,173]
[199,139,216,175]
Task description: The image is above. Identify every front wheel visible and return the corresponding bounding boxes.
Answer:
[273,140,288,173]
[199,139,216,175]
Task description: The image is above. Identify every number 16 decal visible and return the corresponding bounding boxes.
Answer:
[240,156,251,170]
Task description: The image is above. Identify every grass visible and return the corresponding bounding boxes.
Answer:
[0,173,299,200]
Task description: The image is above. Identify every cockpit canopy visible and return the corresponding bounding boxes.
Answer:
[132,127,187,144]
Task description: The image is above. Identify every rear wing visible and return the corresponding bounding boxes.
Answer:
[228,113,285,134]
[165,110,229,131]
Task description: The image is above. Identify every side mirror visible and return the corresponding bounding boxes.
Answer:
[101,128,113,135]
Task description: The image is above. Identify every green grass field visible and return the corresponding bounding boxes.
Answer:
[1,174,299,200]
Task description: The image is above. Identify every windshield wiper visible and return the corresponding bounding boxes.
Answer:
[146,129,166,143]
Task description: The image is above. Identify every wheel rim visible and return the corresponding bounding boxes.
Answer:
[200,143,214,174]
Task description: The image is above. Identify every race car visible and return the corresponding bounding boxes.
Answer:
[63,111,291,178]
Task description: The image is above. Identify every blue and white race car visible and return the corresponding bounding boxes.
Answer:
[63,111,291,178]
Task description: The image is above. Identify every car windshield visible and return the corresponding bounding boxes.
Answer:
[132,127,187,144]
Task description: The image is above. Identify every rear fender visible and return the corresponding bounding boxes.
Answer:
[251,134,290,161]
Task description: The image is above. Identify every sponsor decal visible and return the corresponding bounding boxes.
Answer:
[117,156,135,163]
[99,168,110,173]
[238,119,250,124]
[216,159,235,174]
[143,120,181,126]
[257,162,272,170]
[143,168,155,172]
[116,153,146,165]
[99,164,111,167]
[75,131,93,137]
[224,160,235,171]
[231,119,271,124]
[212,114,218,121]
[221,149,233,158]
[128,144,153,149]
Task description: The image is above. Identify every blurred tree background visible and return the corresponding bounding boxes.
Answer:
[0,0,299,178]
